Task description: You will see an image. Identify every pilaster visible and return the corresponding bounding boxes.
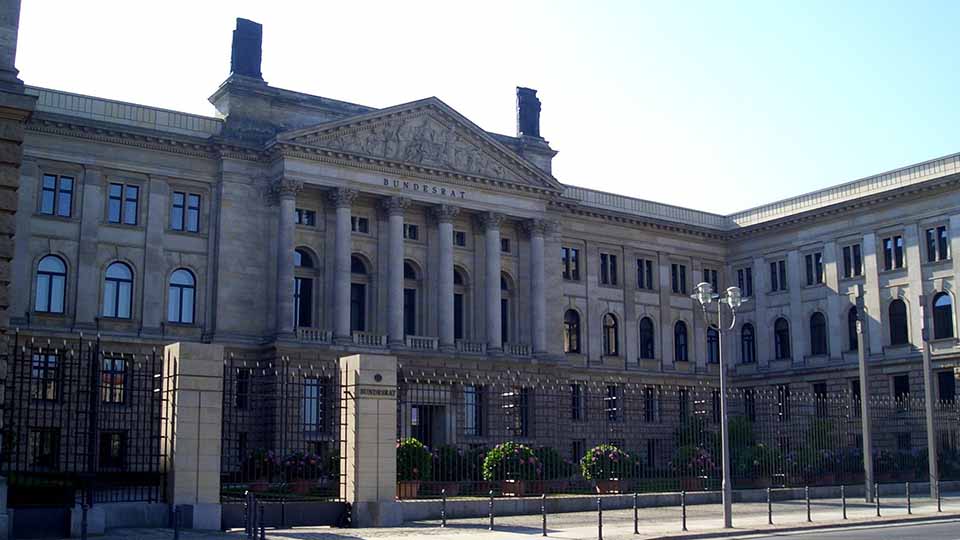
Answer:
[751,257,769,367]
[904,224,924,348]
[862,233,883,355]
[787,250,804,364]
[823,242,842,360]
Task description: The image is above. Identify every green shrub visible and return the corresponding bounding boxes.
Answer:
[432,445,469,482]
[397,438,432,481]
[534,446,576,480]
[482,442,540,481]
[580,444,632,481]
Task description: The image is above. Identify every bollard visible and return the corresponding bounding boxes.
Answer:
[681,491,687,532]
[441,489,447,528]
[80,504,88,540]
[906,482,911,515]
[542,493,547,537]
[938,480,942,513]
[875,483,881,517]
[841,485,847,520]
[259,503,266,540]
[805,486,811,522]
[173,507,180,540]
[489,490,494,531]
[767,487,772,525]
[281,496,286,529]
[244,491,251,537]
[597,496,603,540]
[633,492,639,535]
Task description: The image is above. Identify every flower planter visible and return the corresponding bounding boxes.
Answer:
[397,480,421,499]
[595,479,622,494]
[501,479,526,497]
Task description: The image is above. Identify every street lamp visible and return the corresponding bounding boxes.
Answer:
[691,282,746,529]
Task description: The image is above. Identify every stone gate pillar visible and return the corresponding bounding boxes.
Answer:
[339,353,401,527]
[162,342,224,530]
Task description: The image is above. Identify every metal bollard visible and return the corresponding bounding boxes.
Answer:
[938,480,942,513]
[875,483,881,517]
[259,503,266,540]
[906,482,911,515]
[841,485,847,520]
[80,504,88,540]
[805,486,811,522]
[633,492,639,535]
[244,491,251,537]
[441,489,447,528]
[767,487,772,525]
[681,491,687,532]
[542,493,547,537]
[489,490,494,530]
[173,507,180,540]
[281,496,286,529]
[597,496,603,540]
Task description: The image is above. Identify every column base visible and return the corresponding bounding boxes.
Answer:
[334,335,353,345]
[487,346,503,356]
[388,339,405,348]
[439,343,456,353]
[350,501,403,527]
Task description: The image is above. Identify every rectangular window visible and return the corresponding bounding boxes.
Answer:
[351,216,369,233]
[303,377,328,433]
[804,252,823,285]
[31,353,59,401]
[644,387,657,422]
[295,208,316,227]
[98,431,127,468]
[187,194,200,232]
[927,226,949,262]
[600,253,618,285]
[108,182,139,225]
[29,428,59,469]
[679,387,690,421]
[605,385,619,421]
[770,260,787,292]
[453,230,466,247]
[172,192,202,232]
[851,379,861,417]
[843,244,864,277]
[777,384,791,421]
[571,383,585,421]
[562,247,581,281]
[509,387,531,437]
[893,374,910,402]
[235,368,250,410]
[937,371,956,404]
[464,385,484,436]
[671,264,687,294]
[882,236,904,270]
[703,268,718,292]
[500,237,511,253]
[813,382,828,416]
[403,223,419,240]
[737,267,753,297]
[744,388,756,422]
[711,389,721,423]
[100,357,125,404]
[39,174,73,217]
[637,258,654,290]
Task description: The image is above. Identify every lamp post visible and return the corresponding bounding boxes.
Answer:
[691,282,745,529]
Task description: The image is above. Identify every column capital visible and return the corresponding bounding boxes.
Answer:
[520,218,558,237]
[475,211,505,231]
[430,204,460,224]
[380,196,411,216]
[272,178,304,199]
[328,187,358,208]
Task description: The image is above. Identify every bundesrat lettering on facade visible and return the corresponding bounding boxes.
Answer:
[383,178,468,200]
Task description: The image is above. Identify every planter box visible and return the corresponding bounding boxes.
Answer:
[501,479,527,497]
[397,480,421,499]
[595,479,623,494]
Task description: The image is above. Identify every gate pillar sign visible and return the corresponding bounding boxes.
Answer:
[340,354,401,527]
[162,342,225,530]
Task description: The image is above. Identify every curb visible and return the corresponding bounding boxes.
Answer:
[645,512,960,539]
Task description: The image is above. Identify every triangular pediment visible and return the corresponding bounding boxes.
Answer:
[275,98,562,193]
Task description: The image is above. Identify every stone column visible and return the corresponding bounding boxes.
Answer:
[275,179,303,336]
[330,188,357,341]
[340,353,401,527]
[382,197,410,346]
[433,205,459,350]
[522,219,550,355]
[162,342,225,530]
[479,212,504,352]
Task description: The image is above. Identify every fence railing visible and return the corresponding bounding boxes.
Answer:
[352,331,387,347]
[406,335,439,350]
[456,340,486,354]
[297,328,332,344]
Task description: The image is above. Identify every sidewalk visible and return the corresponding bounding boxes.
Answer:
[71,493,960,540]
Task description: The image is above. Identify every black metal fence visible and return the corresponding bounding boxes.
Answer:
[0,332,169,507]
[396,369,960,499]
[220,355,346,502]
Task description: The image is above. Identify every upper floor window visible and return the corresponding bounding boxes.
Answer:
[32,353,59,401]
[599,253,618,286]
[35,255,66,314]
[706,326,719,364]
[926,225,950,262]
[39,174,73,217]
[463,384,484,436]
[602,313,619,356]
[889,299,909,346]
[741,324,756,364]
[842,244,863,278]
[403,223,419,241]
[810,312,827,356]
[295,208,316,227]
[171,192,201,232]
[774,317,791,359]
[674,321,688,362]
[639,317,655,359]
[102,262,133,319]
[703,268,718,292]
[108,182,139,226]
[563,310,581,353]
[100,357,126,404]
[770,260,787,292]
[303,376,329,434]
[453,230,467,247]
[737,267,753,297]
[167,269,196,324]
[932,292,954,340]
[671,263,687,294]
[500,237,511,253]
[351,216,369,234]
[562,247,580,281]
[804,252,823,286]
[882,236,904,271]
[637,258,654,290]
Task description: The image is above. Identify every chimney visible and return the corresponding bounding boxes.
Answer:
[516,87,542,139]
[230,18,263,80]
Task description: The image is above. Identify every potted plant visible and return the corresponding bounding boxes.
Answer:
[397,438,432,499]
[535,446,575,493]
[672,445,716,491]
[482,442,540,496]
[282,451,323,495]
[432,445,467,497]
[581,444,630,494]
[243,448,278,492]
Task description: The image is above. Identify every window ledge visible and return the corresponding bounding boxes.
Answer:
[33,213,77,222]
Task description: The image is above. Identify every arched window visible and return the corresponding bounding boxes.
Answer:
[741,324,756,364]
[774,318,791,359]
[847,307,859,351]
[500,272,513,344]
[810,312,827,356]
[350,255,368,332]
[706,327,719,364]
[563,310,581,353]
[674,321,688,362]
[168,269,196,324]
[102,262,133,319]
[602,313,619,356]
[933,293,954,340]
[639,317,655,359]
[889,299,909,345]
[453,268,468,340]
[350,255,367,275]
[403,260,420,335]
[294,249,315,328]
[35,255,66,313]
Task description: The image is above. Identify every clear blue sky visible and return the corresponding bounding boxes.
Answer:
[16,1,960,214]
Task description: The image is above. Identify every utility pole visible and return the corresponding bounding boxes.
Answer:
[856,284,874,502]
[919,295,940,500]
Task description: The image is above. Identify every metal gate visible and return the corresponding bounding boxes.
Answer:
[220,355,349,529]
[0,332,168,538]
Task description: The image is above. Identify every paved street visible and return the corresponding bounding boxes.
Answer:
[725,519,960,540]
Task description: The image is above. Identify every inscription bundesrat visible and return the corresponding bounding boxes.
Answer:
[384,178,466,199]
[358,386,397,397]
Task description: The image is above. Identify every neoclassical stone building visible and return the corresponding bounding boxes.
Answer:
[10,19,959,456]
